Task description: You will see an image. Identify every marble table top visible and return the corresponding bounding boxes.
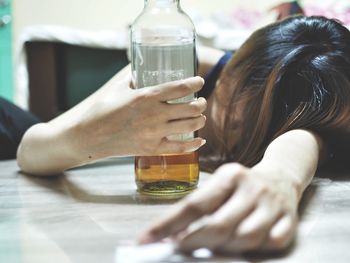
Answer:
[1,158,350,263]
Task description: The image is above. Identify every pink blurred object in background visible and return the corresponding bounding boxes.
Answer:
[229,8,264,29]
[303,0,350,26]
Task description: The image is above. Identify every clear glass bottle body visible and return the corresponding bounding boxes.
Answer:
[131,0,199,195]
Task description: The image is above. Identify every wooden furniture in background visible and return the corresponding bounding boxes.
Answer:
[25,41,129,121]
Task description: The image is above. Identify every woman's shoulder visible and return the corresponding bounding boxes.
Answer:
[198,51,233,99]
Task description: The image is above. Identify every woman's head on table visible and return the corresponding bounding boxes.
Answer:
[209,15,350,168]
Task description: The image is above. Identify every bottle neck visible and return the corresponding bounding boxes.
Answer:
[144,0,179,9]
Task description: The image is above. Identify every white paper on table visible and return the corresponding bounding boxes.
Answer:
[115,242,176,263]
[115,241,247,263]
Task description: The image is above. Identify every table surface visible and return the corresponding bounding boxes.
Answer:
[1,158,350,263]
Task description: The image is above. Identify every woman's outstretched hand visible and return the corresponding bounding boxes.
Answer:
[139,129,321,253]
[139,163,299,253]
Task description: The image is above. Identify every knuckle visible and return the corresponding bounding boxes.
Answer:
[134,89,149,102]
[143,126,157,138]
[174,143,187,154]
[254,183,270,197]
[218,163,246,182]
[193,118,202,130]
[243,237,263,251]
[232,163,247,174]
[147,226,165,240]
[136,87,159,101]
[270,235,291,250]
[186,120,199,133]
[139,141,156,154]
[178,81,192,94]
[189,103,202,116]
[181,200,204,218]
[207,222,231,237]
[215,163,234,173]
[274,194,287,207]
[131,91,149,106]
[229,230,263,252]
[138,137,163,154]
[219,163,245,174]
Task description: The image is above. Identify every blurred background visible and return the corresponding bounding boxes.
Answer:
[1,0,350,120]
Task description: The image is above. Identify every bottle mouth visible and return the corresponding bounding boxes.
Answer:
[145,0,179,8]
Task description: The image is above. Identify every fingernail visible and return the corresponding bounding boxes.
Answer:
[194,76,205,85]
[198,97,206,103]
[187,139,206,153]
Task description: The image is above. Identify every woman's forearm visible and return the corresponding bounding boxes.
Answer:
[16,67,132,175]
[253,129,322,200]
[16,122,81,175]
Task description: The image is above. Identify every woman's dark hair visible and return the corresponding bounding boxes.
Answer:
[213,16,350,168]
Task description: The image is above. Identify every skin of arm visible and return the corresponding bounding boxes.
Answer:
[17,65,207,175]
[139,129,322,253]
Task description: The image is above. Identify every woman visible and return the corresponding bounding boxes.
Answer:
[16,15,349,253]
[138,16,350,253]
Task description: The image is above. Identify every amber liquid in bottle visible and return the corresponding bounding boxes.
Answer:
[135,152,199,195]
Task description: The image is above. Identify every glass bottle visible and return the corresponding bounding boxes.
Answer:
[131,0,199,195]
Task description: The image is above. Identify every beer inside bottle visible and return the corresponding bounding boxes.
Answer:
[135,152,199,195]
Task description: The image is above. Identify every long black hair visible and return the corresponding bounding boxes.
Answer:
[213,16,350,168]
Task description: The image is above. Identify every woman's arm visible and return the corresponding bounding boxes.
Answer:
[253,129,322,201]
[139,129,322,253]
[17,66,207,175]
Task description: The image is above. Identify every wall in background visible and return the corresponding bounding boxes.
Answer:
[12,0,283,46]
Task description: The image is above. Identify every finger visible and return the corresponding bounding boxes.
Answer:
[139,163,244,244]
[165,97,207,120]
[156,137,206,155]
[176,179,260,251]
[262,214,297,252]
[219,198,283,253]
[150,77,205,101]
[165,115,206,135]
